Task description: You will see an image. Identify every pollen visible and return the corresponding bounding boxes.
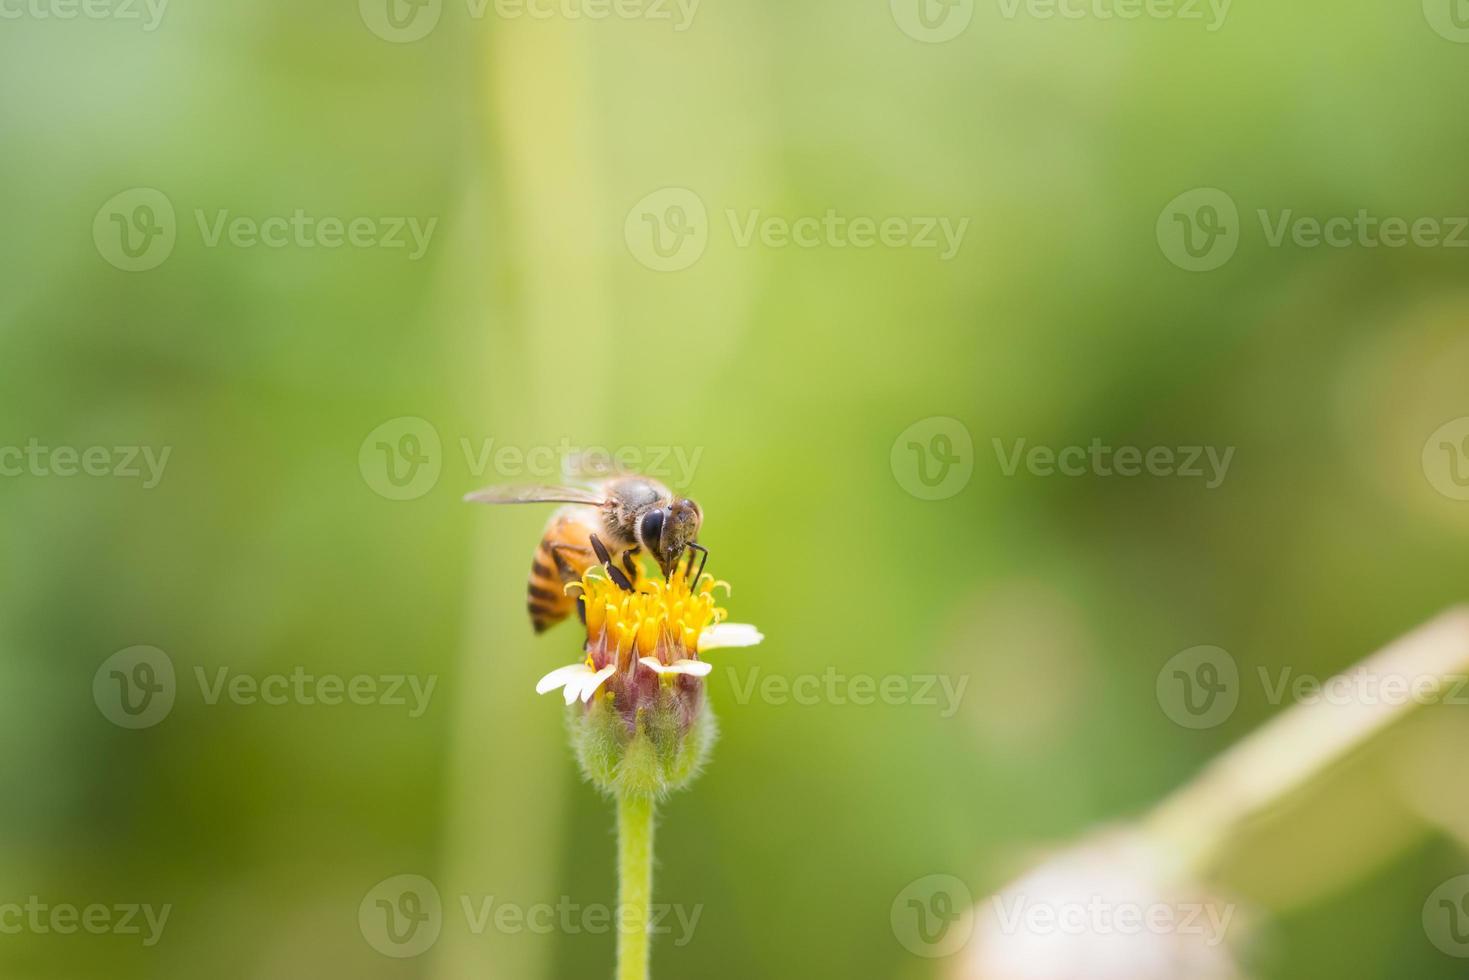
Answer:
[578,557,729,668]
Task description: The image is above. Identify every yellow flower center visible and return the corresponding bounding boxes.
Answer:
[574,559,729,664]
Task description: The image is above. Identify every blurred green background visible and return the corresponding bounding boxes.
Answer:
[3,1,1469,977]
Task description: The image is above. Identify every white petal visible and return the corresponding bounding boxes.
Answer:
[697,623,764,652]
[579,665,616,703]
[639,656,713,678]
[536,663,590,696]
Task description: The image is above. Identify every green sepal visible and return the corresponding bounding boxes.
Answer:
[570,692,718,801]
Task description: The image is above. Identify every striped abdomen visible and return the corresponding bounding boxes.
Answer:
[527,508,601,633]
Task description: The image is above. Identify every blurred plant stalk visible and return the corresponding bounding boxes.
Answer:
[430,17,618,980]
[1145,606,1469,877]
[955,607,1469,980]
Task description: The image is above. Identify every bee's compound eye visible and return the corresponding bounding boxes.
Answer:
[640,509,666,549]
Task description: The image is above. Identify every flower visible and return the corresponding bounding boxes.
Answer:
[535,661,616,705]
[534,559,762,723]
[697,622,765,652]
[535,556,763,799]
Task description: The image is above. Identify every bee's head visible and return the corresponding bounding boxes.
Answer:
[639,498,703,579]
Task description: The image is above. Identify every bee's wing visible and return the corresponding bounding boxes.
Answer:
[462,484,607,506]
[560,450,635,482]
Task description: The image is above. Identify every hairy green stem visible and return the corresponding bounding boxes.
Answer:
[616,793,656,980]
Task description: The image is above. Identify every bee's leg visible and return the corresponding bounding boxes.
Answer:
[687,542,709,586]
[548,543,589,582]
[621,547,641,586]
[548,543,592,621]
[590,534,635,591]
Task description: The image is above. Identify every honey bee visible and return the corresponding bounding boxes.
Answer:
[464,476,706,634]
